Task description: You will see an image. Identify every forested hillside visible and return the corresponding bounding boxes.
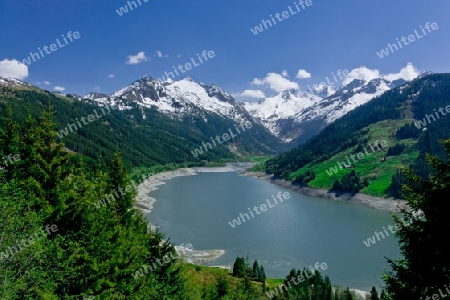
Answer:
[264,73,450,198]
[0,105,370,299]
[0,85,284,170]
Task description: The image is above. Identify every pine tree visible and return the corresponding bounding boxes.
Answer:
[370,286,379,300]
[345,287,353,300]
[0,107,186,298]
[259,265,266,287]
[323,276,332,300]
[242,273,254,299]
[383,139,450,299]
[107,152,136,225]
[233,256,247,278]
[216,275,229,298]
[252,260,260,279]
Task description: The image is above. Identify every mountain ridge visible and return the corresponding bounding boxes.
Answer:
[263,73,450,199]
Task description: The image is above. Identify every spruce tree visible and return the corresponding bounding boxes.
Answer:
[370,286,379,300]
[0,107,186,298]
[345,287,353,300]
[252,260,260,279]
[233,256,246,278]
[259,265,266,288]
[216,275,229,298]
[107,152,136,225]
[383,139,450,299]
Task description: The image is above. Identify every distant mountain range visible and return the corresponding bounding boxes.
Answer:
[0,77,284,168]
[0,64,427,168]
[243,69,414,143]
[264,73,450,199]
[83,77,251,123]
[76,65,419,146]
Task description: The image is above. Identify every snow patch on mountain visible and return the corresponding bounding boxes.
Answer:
[244,90,321,136]
[242,64,419,142]
[83,77,251,124]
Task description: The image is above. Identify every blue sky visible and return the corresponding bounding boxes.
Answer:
[0,0,449,99]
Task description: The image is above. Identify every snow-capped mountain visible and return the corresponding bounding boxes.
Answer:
[244,69,416,143]
[244,89,322,138]
[0,77,33,88]
[78,76,289,154]
[83,76,252,124]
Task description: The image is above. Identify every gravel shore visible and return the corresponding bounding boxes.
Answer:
[240,171,407,213]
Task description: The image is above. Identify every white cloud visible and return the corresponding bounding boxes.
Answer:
[54,86,65,92]
[252,72,299,92]
[342,66,380,85]
[281,70,289,77]
[342,63,420,85]
[383,63,419,81]
[44,81,50,85]
[251,78,265,85]
[156,51,163,58]
[241,90,266,98]
[93,86,101,92]
[0,59,28,80]
[108,74,115,78]
[126,52,148,65]
[176,54,182,58]
[296,69,311,79]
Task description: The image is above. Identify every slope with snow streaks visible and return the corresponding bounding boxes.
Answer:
[244,89,321,137]
[245,76,411,143]
[84,77,253,125]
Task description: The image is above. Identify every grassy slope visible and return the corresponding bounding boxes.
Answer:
[249,156,274,172]
[183,264,363,299]
[182,264,267,299]
[289,119,420,198]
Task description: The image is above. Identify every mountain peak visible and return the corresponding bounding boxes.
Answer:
[0,77,33,88]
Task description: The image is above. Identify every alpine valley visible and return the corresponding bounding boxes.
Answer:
[2,69,450,299]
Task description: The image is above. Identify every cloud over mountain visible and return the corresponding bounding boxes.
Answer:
[0,59,28,80]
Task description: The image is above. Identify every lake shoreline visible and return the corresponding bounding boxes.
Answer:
[240,171,407,213]
[133,162,388,293]
[134,162,257,266]
[134,162,407,215]
[134,162,258,215]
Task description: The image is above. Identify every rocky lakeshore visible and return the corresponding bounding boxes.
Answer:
[240,171,407,213]
[134,162,258,215]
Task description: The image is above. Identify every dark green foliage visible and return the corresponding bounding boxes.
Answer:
[383,138,450,299]
[265,268,347,300]
[259,265,266,288]
[232,256,247,278]
[386,143,406,156]
[345,287,353,300]
[0,87,283,171]
[395,122,420,139]
[232,256,266,284]
[252,260,260,279]
[0,107,186,299]
[370,286,379,300]
[216,275,229,298]
[294,169,316,185]
[380,289,389,300]
[264,74,450,198]
[332,170,366,193]
[387,170,407,199]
